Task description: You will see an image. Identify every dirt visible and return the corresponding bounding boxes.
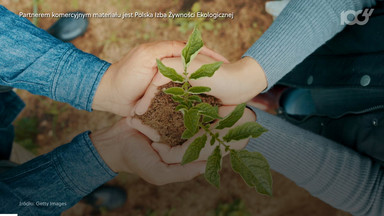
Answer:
[136,82,222,146]
[64,158,350,216]
[2,0,351,215]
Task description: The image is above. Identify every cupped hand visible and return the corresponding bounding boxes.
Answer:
[128,105,257,164]
[133,54,267,116]
[90,118,206,186]
[92,41,228,116]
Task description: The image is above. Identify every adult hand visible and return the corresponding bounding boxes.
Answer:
[133,54,267,116]
[90,119,206,186]
[92,41,228,116]
[128,106,257,164]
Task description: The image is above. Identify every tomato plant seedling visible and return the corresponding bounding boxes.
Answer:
[156,27,272,195]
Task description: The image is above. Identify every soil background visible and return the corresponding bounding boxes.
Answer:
[2,0,351,215]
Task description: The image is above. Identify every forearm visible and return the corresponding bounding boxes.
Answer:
[246,108,384,215]
[0,132,116,216]
[244,0,377,91]
[0,6,110,111]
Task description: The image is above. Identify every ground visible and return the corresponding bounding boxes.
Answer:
[3,0,351,215]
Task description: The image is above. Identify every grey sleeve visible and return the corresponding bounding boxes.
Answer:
[243,0,377,91]
[246,107,384,216]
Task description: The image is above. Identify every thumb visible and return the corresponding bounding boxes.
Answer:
[149,41,186,59]
[128,118,161,142]
[200,46,230,63]
[152,142,186,164]
[159,161,207,184]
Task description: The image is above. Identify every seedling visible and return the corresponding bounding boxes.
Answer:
[156,27,272,195]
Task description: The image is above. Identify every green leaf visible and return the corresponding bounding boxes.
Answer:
[184,108,200,133]
[190,62,223,80]
[172,95,184,103]
[189,86,211,94]
[195,103,221,119]
[202,116,215,123]
[182,27,204,67]
[215,103,246,129]
[230,150,272,195]
[210,136,216,146]
[191,2,201,13]
[182,82,190,90]
[202,123,210,130]
[202,106,219,123]
[181,128,198,139]
[175,104,187,111]
[186,100,193,108]
[163,87,185,96]
[204,146,222,188]
[181,134,207,165]
[223,122,268,142]
[172,95,189,107]
[156,59,184,83]
[188,95,202,102]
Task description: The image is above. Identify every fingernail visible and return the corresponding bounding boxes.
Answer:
[153,134,161,142]
[135,102,147,115]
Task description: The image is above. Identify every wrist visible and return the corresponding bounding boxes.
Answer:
[238,57,268,95]
[92,64,117,113]
[90,129,123,173]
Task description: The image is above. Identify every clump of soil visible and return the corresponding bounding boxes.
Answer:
[136,82,222,146]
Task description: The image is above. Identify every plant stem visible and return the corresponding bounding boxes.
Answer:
[181,66,191,108]
[183,66,188,78]
[199,122,230,151]
[33,0,39,26]
[180,64,230,152]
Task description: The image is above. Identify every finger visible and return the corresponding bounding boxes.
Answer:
[152,142,171,155]
[151,70,174,87]
[128,118,161,142]
[150,40,229,63]
[151,121,208,164]
[149,41,188,59]
[151,161,206,185]
[135,137,205,185]
[152,142,184,164]
[135,60,181,115]
[134,77,165,115]
[199,46,230,63]
[153,137,218,164]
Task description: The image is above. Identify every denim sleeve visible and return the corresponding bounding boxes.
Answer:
[247,108,384,216]
[0,5,110,111]
[0,132,117,216]
[243,0,377,91]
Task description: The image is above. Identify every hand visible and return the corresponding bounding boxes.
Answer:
[90,119,206,186]
[133,54,267,116]
[128,106,257,164]
[92,41,228,116]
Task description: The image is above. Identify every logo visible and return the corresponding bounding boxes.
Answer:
[340,8,374,25]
